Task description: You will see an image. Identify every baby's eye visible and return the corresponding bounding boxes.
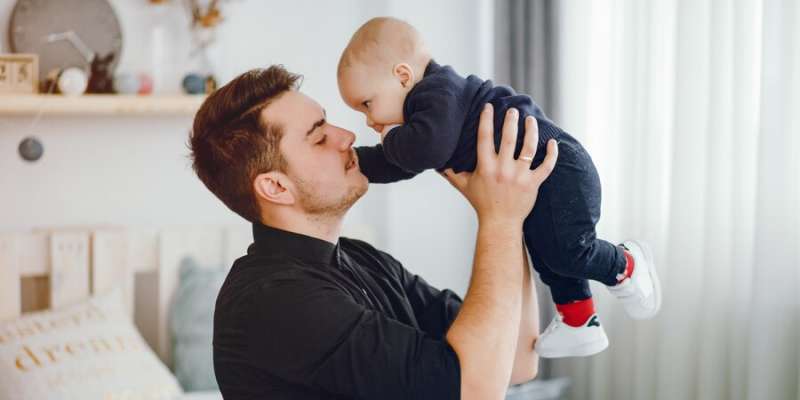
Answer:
[362,100,371,109]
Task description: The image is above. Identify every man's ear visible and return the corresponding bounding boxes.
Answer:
[392,63,415,88]
[253,171,295,206]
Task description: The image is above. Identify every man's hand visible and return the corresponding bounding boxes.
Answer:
[442,104,558,228]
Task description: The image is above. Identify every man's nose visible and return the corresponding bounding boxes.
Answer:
[331,127,356,150]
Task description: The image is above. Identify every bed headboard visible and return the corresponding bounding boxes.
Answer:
[0,225,252,370]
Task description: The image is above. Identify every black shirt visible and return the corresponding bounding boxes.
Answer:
[355,60,564,183]
[213,223,463,399]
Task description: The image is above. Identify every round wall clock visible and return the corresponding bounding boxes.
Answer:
[8,0,123,86]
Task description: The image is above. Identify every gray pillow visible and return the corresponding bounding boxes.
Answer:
[169,258,226,392]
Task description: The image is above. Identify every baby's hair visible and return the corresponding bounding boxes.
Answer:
[338,17,430,78]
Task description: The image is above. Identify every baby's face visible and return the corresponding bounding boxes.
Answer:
[338,64,407,134]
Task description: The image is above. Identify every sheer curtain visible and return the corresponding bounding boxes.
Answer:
[547,1,800,399]
[493,0,564,382]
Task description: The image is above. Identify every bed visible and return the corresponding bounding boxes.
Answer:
[0,225,254,399]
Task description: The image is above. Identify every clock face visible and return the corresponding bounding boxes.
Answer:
[9,0,123,84]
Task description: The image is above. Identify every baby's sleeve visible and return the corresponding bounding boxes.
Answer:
[355,144,418,184]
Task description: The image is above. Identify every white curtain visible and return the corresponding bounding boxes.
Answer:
[548,0,800,399]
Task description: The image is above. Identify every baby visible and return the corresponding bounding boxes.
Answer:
[338,17,662,358]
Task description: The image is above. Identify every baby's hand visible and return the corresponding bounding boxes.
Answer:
[380,124,400,142]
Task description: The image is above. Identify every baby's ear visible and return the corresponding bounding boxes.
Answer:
[392,63,415,88]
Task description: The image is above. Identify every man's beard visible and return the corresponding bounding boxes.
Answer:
[294,177,367,217]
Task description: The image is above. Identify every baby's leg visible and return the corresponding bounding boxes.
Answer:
[524,241,591,305]
[525,220,610,358]
[524,180,597,327]
[526,134,626,287]
[523,133,619,359]
[528,129,662,326]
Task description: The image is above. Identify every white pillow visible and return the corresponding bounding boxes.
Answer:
[0,288,183,400]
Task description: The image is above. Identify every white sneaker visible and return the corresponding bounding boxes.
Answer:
[534,313,609,358]
[607,240,662,320]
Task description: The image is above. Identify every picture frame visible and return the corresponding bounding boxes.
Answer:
[0,53,39,94]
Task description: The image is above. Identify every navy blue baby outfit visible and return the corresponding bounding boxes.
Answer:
[355,61,626,304]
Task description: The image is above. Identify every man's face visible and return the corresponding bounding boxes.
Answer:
[263,90,368,216]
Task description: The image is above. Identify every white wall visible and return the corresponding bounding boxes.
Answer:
[0,0,493,295]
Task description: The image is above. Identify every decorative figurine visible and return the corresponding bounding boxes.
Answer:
[113,72,140,94]
[57,67,89,96]
[87,52,116,94]
[205,75,217,93]
[138,73,154,95]
[182,73,206,94]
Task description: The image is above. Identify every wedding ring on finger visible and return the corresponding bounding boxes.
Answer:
[519,154,535,162]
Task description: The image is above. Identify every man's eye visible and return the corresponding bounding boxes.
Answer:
[316,135,327,145]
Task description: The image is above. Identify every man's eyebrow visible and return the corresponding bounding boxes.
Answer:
[305,109,327,137]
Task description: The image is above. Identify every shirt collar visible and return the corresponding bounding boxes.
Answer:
[250,222,339,265]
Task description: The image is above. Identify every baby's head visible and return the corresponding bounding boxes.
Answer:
[337,17,431,133]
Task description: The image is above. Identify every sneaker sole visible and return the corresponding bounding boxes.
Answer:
[535,335,609,359]
[626,239,662,319]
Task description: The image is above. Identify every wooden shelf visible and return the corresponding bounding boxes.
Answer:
[0,94,206,116]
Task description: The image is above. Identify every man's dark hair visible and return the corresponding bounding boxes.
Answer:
[189,65,301,223]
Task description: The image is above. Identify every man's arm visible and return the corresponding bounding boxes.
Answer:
[448,219,525,399]
[442,106,558,399]
[396,231,539,386]
[510,246,540,384]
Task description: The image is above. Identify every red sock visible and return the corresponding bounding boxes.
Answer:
[556,297,595,327]
[617,249,635,283]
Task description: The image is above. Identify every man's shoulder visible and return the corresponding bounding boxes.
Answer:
[214,255,347,339]
[226,252,332,286]
[216,254,325,307]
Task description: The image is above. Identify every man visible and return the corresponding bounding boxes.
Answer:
[189,65,558,399]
